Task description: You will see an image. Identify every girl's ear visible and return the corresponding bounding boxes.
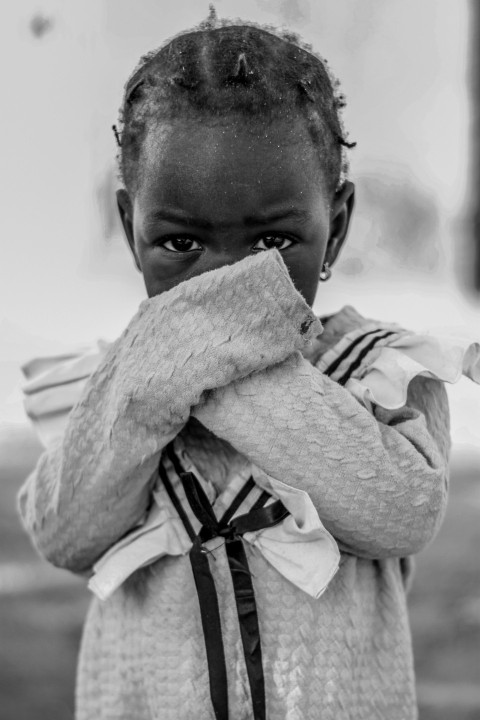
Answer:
[325,180,355,267]
[116,189,141,272]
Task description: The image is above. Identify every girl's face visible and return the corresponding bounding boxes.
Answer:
[117,118,354,307]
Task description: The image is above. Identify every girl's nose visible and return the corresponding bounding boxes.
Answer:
[202,243,252,273]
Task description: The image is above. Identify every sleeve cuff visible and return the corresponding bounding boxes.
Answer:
[136,249,323,354]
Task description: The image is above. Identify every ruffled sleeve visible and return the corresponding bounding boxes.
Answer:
[344,331,480,410]
[22,341,108,448]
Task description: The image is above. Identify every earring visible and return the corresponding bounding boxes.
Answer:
[319,262,332,282]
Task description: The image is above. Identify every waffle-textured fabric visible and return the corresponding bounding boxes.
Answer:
[18,251,454,720]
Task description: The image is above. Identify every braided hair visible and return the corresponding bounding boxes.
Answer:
[114,8,355,195]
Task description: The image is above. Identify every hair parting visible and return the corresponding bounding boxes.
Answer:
[297,79,315,103]
[115,8,356,193]
[227,53,254,84]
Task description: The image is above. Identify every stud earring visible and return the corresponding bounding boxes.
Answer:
[319,262,332,282]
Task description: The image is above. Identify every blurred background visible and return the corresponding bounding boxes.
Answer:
[1,1,479,718]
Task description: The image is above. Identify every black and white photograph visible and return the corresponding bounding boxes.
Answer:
[0,2,479,719]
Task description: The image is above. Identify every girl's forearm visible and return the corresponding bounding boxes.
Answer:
[192,353,451,559]
[18,251,319,573]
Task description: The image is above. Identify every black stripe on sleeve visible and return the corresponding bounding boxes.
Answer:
[336,330,397,386]
[324,329,385,377]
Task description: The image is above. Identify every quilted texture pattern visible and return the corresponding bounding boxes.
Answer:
[17,250,451,720]
[18,251,319,573]
[193,352,450,558]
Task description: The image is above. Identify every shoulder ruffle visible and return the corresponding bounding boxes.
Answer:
[21,341,109,447]
[346,332,480,410]
[315,307,480,410]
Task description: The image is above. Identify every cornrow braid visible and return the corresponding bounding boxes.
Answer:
[115,11,355,195]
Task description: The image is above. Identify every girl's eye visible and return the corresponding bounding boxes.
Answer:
[252,235,295,252]
[161,237,202,253]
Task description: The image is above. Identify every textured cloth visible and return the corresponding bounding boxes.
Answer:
[18,250,477,720]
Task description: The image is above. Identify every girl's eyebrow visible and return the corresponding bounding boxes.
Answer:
[245,208,312,226]
[144,208,312,230]
[145,210,212,229]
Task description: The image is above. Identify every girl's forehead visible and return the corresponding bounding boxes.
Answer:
[139,117,326,194]
[135,119,330,229]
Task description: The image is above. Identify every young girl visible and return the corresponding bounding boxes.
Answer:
[18,13,480,720]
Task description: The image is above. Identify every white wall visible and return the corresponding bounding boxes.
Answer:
[1,0,478,445]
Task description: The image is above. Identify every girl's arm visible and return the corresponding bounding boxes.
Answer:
[192,349,451,559]
[18,252,320,573]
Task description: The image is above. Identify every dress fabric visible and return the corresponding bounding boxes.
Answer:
[17,251,480,720]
